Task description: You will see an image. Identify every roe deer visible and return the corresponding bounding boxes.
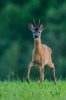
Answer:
[26,19,56,85]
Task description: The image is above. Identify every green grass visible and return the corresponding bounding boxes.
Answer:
[0,79,66,100]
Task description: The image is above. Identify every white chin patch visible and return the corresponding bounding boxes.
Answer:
[35,38,38,40]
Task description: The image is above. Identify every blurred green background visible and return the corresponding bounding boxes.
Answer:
[0,0,66,80]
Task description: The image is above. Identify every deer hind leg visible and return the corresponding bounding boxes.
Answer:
[37,65,44,85]
[26,61,34,83]
[48,61,56,84]
[37,65,40,72]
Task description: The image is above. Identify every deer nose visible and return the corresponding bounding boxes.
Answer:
[35,36,38,38]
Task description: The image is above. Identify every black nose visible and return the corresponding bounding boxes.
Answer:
[35,36,38,38]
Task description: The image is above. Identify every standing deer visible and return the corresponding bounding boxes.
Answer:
[26,19,56,85]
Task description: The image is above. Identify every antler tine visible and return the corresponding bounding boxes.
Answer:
[38,18,40,27]
[33,18,36,27]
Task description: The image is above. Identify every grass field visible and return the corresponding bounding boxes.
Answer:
[0,79,66,100]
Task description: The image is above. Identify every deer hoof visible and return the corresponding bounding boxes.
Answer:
[26,77,30,83]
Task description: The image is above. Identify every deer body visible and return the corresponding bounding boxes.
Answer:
[26,19,56,84]
[33,39,52,66]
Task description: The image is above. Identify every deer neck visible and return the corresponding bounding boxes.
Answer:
[34,38,41,52]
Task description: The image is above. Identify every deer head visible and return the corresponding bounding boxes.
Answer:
[28,19,46,40]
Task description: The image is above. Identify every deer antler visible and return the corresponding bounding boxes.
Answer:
[38,18,40,27]
[33,18,36,27]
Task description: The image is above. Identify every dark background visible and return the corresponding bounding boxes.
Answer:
[0,0,66,80]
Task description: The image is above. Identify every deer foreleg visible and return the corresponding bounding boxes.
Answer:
[40,64,44,85]
[26,61,34,83]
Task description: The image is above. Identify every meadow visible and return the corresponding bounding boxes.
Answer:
[0,79,66,100]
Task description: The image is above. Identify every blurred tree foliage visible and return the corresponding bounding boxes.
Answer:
[0,0,66,80]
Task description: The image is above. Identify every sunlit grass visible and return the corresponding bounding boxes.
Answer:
[0,79,66,100]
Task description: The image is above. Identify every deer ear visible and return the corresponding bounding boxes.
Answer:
[28,22,34,31]
[40,22,46,30]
